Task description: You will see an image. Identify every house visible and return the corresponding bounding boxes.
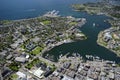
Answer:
[115,74,120,80]
[32,37,40,43]
[83,67,89,71]
[0,50,8,57]
[115,67,120,74]
[75,74,85,80]
[41,63,47,70]
[78,70,87,76]
[70,63,79,72]
[12,31,21,40]
[100,76,106,80]
[75,33,85,39]
[36,62,47,70]
[113,33,120,39]
[52,71,59,77]
[11,39,23,49]
[32,68,44,78]
[78,65,84,72]
[1,67,12,78]
[15,57,26,63]
[66,70,76,78]
[57,67,64,72]
[63,62,71,69]
[10,43,19,49]
[44,67,53,77]
[62,75,74,80]
[86,77,94,80]
[44,70,53,77]
[0,73,3,80]
[88,72,98,80]
[16,71,26,79]
[95,67,101,73]
[6,54,13,60]
[108,72,114,79]
[49,76,60,80]
[61,69,66,74]
[18,77,27,80]
[103,32,112,42]
[20,28,27,35]
[26,42,36,52]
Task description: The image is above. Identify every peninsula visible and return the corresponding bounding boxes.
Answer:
[0,11,87,80]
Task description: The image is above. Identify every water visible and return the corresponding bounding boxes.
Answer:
[0,0,120,63]
[109,0,120,5]
[0,0,97,20]
[43,14,120,63]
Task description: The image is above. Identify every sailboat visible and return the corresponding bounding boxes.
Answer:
[93,23,95,27]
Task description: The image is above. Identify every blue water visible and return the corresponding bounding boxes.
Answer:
[43,14,120,63]
[0,0,97,20]
[0,0,120,63]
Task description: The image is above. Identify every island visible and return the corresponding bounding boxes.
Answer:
[72,0,120,57]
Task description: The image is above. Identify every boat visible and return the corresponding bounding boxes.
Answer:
[59,54,63,58]
[93,23,95,27]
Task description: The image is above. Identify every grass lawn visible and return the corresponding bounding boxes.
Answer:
[31,46,43,55]
[20,44,25,49]
[49,64,56,71]
[42,20,51,25]
[69,22,77,26]
[10,74,18,80]
[9,62,20,71]
[0,20,11,25]
[72,4,85,11]
[25,58,41,69]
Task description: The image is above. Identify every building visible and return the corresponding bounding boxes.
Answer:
[1,67,12,79]
[16,71,26,79]
[62,75,74,80]
[0,50,8,57]
[103,32,112,42]
[6,54,13,60]
[63,62,71,69]
[15,57,26,63]
[32,68,44,79]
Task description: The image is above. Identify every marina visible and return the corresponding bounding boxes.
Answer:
[43,10,60,17]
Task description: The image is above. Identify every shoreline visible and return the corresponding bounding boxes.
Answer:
[97,31,120,57]
[41,39,74,55]
[72,3,120,58]
[0,11,87,54]
[41,35,87,58]
[40,17,87,58]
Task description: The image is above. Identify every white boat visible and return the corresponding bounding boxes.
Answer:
[93,23,95,27]
[59,54,63,58]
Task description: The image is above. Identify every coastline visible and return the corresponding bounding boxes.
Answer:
[0,13,87,59]
[97,31,120,57]
[41,39,74,55]
[1,1,120,79]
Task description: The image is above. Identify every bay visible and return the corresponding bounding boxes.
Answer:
[0,0,120,63]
